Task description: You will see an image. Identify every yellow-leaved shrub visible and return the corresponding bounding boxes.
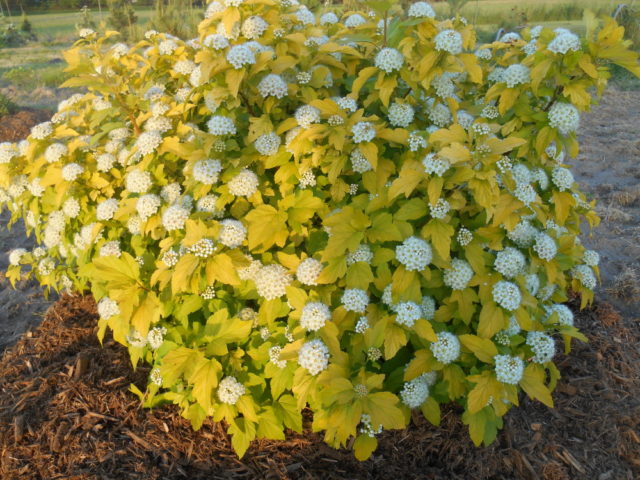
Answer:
[0,0,638,459]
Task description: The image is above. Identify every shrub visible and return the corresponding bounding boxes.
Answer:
[0,0,638,460]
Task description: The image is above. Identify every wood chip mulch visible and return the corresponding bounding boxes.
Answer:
[0,109,53,143]
[0,294,638,480]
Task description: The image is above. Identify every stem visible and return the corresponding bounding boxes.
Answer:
[543,85,563,112]
[383,9,388,48]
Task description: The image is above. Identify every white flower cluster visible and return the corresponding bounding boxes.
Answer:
[533,233,557,261]
[395,236,432,271]
[341,288,369,313]
[226,44,256,69]
[583,250,600,267]
[427,100,452,127]
[189,238,215,257]
[430,331,460,364]
[355,316,369,333]
[374,47,404,73]
[430,198,450,219]
[345,13,366,28]
[294,105,321,128]
[201,285,217,300]
[545,303,574,327]
[572,264,597,290]
[548,31,580,54]
[508,220,538,247]
[254,264,292,300]
[492,281,521,311]
[350,149,373,173]
[269,346,287,368]
[548,102,580,136]
[44,143,68,163]
[359,414,383,438]
[494,247,526,279]
[351,122,376,143]
[526,331,555,363]
[96,198,119,221]
[300,302,331,331]
[443,258,474,290]
[217,376,246,404]
[296,258,323,285]
[502,64,530,88]
[298,339,329,375]
[218,219,246,248]
[136,194,161,220]
[457,227,473,246]
[192,159,222,185]
[346,244,373,265]
[422,153,450,176]
[241,15,268,39]
[494,354,524,384]
[408,2,436,18]
[147,326,167,349]
[400,376,430,408]
[135,131,163,155]
[31,122,53,140]
[97,297,120,319]
[162,205,190,231]
[395,301,422,328]
[258,74,288,98]
[434,30,463,55]
[207,115,236,135]
[228,169,259,196]
[125,170,152,193]
[495,316,521,345]
[100,241,121,257]
[254,132,281,155]
[8,248,27,266]
[388,103,414,127]
[551,167,574,191]
[408,131,427,151]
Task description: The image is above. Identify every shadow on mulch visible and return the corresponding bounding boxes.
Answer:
[0,295,638,480]
[0,109,53,143]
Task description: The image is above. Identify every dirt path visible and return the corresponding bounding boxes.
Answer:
[572,89,640,320]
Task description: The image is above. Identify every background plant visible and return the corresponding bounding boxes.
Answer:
[0,0,638,461]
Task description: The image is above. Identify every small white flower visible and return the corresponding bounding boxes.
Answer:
[494,355,524,384]
[374,47,404,73]
[228,169,259,197]
[298,339,329,375]
[217,376,245,404]
[430,331,460,364]
[300,302,331,331]
[396,236,432,271]
[341,288,369,313]
[296,258,323,285]
[492,281,521,311]
[218,219,246,248]
[434,29,463,55]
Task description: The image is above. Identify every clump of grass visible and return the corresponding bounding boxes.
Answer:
[0,93,17,117]
[1,63,69,90]
[608,266,640,300]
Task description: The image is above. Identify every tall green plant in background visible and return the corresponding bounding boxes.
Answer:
[150,0,198,39]
[616,3,640,50]
[107,0,138,40]
[77,5,98,31]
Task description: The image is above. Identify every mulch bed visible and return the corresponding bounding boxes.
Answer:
[0,294,638,480]
[0,109,53,143]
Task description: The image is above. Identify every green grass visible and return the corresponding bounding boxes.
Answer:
[0,8,157,43]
